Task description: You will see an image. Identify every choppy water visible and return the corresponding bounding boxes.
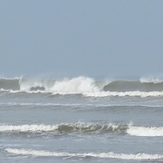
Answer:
[1,76,163,163]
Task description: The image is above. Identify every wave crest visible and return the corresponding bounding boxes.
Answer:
[49,76,99,93]
[140,76,163,84]
[19,76,100,93]
[0,123,123,134]
[1,123,163,137]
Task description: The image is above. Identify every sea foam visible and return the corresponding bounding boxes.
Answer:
[2,123,163,136]
[140,76,163,84]
[127,126,163,136]
[19,76,100,93]
[84,91,163,97]
[0,123,120,134]
[5,148,163,160]
[0,124,58,132]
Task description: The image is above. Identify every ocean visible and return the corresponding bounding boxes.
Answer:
[1,76,163,163]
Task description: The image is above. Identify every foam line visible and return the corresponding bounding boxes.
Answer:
[5,148,163,160]
[84,91,163,97]
[0,124,58,132]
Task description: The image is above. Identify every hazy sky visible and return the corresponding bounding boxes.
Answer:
[0,0,163,78]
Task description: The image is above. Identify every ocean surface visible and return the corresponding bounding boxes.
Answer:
[1,76,163,163]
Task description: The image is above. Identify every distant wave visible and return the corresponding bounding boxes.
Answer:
[1,76,163,97]
[19,76,100,93]
[103,80,163,92]
[1,123,163,137]
[0,77,20,90]
[5,148,163,160]
[140,76,163,84]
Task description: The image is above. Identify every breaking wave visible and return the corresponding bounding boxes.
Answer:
[1,76,163,97]
[127,126,163,137]
[5,148,163,160]
[1,123,163,137]
[140,76,163,84]
[19,76,99,93]
[0,123,125,135]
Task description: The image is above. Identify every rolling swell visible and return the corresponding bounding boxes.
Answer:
[103,80,163,92]
[0,78,20,90]
[1,77,163,95]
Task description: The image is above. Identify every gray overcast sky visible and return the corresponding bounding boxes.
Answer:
[0,0,163,78]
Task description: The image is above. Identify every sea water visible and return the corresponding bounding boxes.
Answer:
[1,76,163,163]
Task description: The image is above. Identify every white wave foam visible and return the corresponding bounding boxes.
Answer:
[140,77,163,84]
[127,126,163,136]
[50,76,99,93]
[0,102,87,107]
[19,76,100,93]
[3,123,163,137]
[3,89,163,97]
[0,124,58,132]
[5,148,163,160]
[84,91,163,97]
[0,122,119,133]
[19,79,47,91]
[2,76,163,97]
[2,76,163,98]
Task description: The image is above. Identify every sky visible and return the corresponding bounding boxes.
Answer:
[0,0,163,79]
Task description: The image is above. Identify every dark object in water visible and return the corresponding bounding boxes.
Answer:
[30,86,45,91]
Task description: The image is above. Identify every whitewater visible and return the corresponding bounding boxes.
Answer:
[1,76,163,97]
[1,76,163,163]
